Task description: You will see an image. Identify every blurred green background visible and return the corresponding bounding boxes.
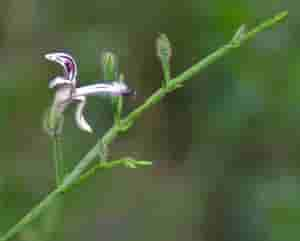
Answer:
[0,0,293,241]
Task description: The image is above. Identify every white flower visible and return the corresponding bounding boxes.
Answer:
[45,52,133,134]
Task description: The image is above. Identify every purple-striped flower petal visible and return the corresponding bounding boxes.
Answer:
[45,52,78,87]
[73,81,133,98]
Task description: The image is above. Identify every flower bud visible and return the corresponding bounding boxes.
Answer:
[101,51,118,81]
[156,33,172,64]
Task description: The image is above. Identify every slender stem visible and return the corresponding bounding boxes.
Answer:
[162,62,171,83]
[51,135,65,241]
[53,135,64,186]
[0,11,287,241]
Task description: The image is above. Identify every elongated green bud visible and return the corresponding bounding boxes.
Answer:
[156,33,172,63]
[156,33,172,86]
[101,51,118,81]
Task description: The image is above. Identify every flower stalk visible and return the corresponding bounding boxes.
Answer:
[53,135,64,185]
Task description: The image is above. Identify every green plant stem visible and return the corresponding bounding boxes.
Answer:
[0,11,287,241]
[161,61,171,86]
[51,135,65,241]
[53,135,64,186]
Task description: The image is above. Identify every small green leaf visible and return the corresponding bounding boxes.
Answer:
[123,160,137,168]
[134,160,153,166]
[119,119,134,132]
[119,158,153,168]
[231,24,247,46]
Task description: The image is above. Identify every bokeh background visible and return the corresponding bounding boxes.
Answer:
[0,1,293,241]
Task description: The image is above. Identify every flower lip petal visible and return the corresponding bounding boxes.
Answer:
[73,96,93,133]
[72,81,134,97]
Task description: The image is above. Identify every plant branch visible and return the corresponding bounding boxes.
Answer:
[121,11,288,127]
[0,11,287,241]
[62,158,152,193]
